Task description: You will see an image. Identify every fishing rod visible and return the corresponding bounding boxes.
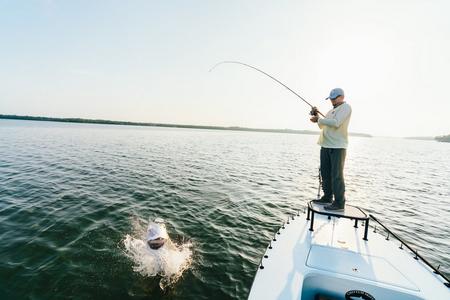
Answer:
[209,61,325,117]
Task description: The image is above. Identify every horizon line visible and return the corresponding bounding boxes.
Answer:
[0,113,407,138]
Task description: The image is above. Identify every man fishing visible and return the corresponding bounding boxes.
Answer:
[310,88,352,211]
[210,62,352,211]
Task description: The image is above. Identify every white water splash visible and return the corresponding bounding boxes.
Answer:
[122,217,192,290]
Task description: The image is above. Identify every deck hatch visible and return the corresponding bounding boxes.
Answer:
[306,245,419,291]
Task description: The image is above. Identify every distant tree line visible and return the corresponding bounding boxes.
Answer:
[435,134,450,143]
[0,114,372,137]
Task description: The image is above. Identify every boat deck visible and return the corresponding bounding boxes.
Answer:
[248,202,450,300]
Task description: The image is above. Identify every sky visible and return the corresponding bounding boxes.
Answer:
[1,0,449,137]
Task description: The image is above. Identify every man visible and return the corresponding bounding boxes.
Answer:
[310,88,352,211]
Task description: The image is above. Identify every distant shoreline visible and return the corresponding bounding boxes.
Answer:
[0,114,375,137]
[435,135,450,143]
[405,135,450,143]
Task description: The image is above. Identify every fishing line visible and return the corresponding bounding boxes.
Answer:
[209,61,325,117]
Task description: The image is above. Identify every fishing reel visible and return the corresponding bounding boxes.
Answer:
[310,106,319,117]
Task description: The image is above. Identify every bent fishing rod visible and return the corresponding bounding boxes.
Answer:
[209,61,325,117]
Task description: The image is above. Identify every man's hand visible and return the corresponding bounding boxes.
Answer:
[310,116,319,123]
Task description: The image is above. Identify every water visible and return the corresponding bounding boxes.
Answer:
[0,119,449,299]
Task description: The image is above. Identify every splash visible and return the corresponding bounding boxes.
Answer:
[122,217,192,290]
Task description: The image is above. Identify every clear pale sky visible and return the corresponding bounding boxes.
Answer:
[1,0,449,137]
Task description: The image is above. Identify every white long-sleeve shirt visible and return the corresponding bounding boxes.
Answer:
[317,102,352,149]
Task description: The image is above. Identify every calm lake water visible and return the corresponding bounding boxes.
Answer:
[0,119,449,299]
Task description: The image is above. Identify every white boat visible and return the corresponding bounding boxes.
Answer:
[248,201,449,300]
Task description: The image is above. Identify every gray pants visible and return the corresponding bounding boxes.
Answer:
[320,147,346,205]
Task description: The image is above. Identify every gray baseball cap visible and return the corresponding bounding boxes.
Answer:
[326,88,344,100]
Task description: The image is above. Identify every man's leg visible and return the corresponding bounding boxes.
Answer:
[330,148,346,207]
[319,147,333,201]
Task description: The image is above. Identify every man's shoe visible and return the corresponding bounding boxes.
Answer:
[312,197,333,205]
[324,202,345,211]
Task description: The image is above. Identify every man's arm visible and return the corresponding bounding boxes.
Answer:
[318,105,351,128]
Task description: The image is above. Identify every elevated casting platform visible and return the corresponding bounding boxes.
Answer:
[307,201,370,240]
